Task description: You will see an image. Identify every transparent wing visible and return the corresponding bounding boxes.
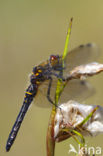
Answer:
[34,77,95,108]
[59,79,95,104]
[33,89,51,108]
[34,43,99,107]
[64,43,100,76]
[34,77,57,108]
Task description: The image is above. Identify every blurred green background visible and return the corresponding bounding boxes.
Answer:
[0,0,103,156]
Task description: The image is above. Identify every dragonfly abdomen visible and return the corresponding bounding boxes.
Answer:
[6,84,38,152]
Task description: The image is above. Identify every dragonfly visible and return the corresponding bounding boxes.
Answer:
[6,43,99,152]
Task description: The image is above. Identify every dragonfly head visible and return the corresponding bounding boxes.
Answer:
[49,55,60,67]
[49,55,63,71]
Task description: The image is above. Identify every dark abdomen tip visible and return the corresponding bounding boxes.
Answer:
[6,143,11,152]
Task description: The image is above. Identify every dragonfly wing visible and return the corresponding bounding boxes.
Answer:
[34,43,99,108]
[59,79,95,104]
[35,77,95,107]
[34,77,57,108]
[34,80,52,108]
[64,43,100,76]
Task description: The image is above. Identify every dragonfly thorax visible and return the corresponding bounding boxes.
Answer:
[31,66,45,84]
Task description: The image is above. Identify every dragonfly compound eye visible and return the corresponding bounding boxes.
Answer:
[49,55,59,66]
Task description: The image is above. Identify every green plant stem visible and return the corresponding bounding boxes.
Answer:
[55,17,73,105]
[46,18,73,156]
[46,106,56,156]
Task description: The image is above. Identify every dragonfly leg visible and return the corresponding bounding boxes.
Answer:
[51,72,66,81]
[54,66,65,71]
[47,77,54,104]
[47,77,61,108]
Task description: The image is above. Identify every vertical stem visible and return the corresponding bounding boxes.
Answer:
[62,17,73,61]
[46,106,56,156]
[46,18,73,156]
[55,17,73,104]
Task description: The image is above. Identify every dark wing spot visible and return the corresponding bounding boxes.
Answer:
[79,44,84,48]
[86,43,92,47]
[80,80,86,85]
